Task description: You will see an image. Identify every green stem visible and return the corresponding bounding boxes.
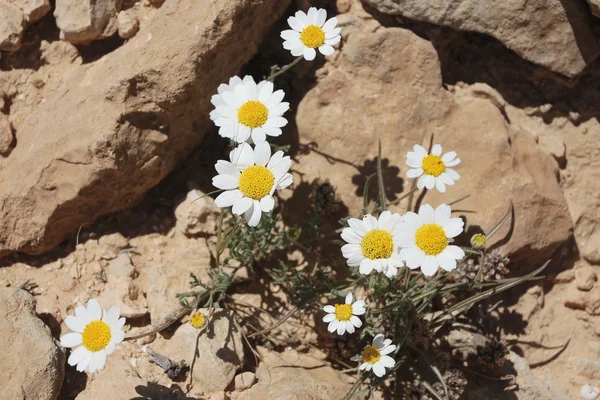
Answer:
[268,56,304,81]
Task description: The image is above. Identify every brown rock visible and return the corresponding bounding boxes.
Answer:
[0,113,15,156]
[554,269,575,284]
[174,189,220,237]
[361,0,599,77]
[117,9,139,39]
[0,288,65,400]
[293,21,571,265]
[564,286,600,315]
[54,0,122,43]
[234,371,256,391]
[0,0,290,257]
[5,0,51,22]
[576,266,598,291]
[40,40,82,65]
[589,0,600,18]
[0,3,25,52]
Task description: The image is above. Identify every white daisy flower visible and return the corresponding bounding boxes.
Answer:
[281,7,341,61]
[351,334,396,377]
[322,293,365,335]
[209,75,289,144]
[405,144,461,192]
[60,299,126,373]
[341,211,404,277]
[212,142,293,227]
[397,204,465,277]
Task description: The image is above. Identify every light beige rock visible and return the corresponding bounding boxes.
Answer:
[565,285,600,315]
[0,113,14,156]
[293,21,571,265]
[576,266,598,291]
[0,0,291,257]
[54,0,122,43]
[77,356,146,400]
[174,189,220,237]
[159,309,244,395]
[5,0,51,22]
[234,371,256,391]
[117,9,139,39]
[40,40,82,65]
[361,0,600,77]
[97,254,147,318]
[0,3,25,52]
[588,0,600,17]
[0,288,65,400]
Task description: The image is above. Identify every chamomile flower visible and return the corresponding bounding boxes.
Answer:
[406,144,461,192]
[322,293,365,335]
[190,312,207,329]
[212,142,293,227]
[397,204,465,277]
[209,75,289,144]
[341,211,404,277]
[281,7,341,61]
[60,299,126,373]
[351,334,396,377]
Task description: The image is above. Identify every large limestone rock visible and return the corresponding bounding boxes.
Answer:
[5,0,51,22]
[293,13,571,265]
[0,0,290,257]
[0,2,25,52]
[361,0,600,77]
[54,0,122,43]
[0,288,65,400]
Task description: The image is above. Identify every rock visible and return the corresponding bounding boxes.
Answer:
[54,0,122,44]
[554,269,575,284]
[505,352,569,400]
[0,3,25,52]
[576,216,600,264]
[238,347,351,400]
[174,189,220,237]
[0,113,15,156]
[293,20,571,265]
[0,288,65,400]
[40,40,82,65]
[5,0,51,22]
[581,384,600,400]
[589,0,600,18]
[77,355,146,400]
[446,325,490,362]
[577,358,600,380]
[576,266,598,291]
[117,9,139,39]
[97,253,147,318]
[234,371,256,391]
[0,0,291,257]
[159,309,244,395]
[564,286,600,315]
[361,0,600,78]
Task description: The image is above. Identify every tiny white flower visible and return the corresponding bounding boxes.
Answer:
[213,142,293,227]
[209,75,289,144]
[397,204,465,277]
[341,211,404,277]
[322,293,365,335]
[60,299,126,373]
[351,334,396,377]
[406,144,460,193]
[581,384,600,400]
[281,7,341,61]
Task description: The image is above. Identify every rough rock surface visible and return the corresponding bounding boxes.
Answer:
[0,0,291,257]
[0,288,65,400]
[117,9,139,39]
[0,3,25,52]
[361,0,600,77]
[174,189,220,237]
[0,113,14,156]
[160,309,245,395]
[77,356,146,400]
[54,0,122,43]
[294,19,571,264]
[5,0,51,22]
[588,0,600,18]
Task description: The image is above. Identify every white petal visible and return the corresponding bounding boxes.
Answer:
[290,43,305,57]
[110,328,125,344]
[434,204,451,226]
[348,218,368,236]
[381,344,396,355]
[65,315,86,333]
[254,141,271,166]
[215,160,240,177]
[245,200,262,227]
[431,144,442,156]
[215,189,243,208]
[281,29,301,41]
[323,305,335,313]
[295,11,309,27]
[402,247,426,269]
[345,293,353,304]
[444,245,465,260]
[103,306,120,326]
[234,125,252,143]
[266,116,288,128]
[424,175,435,189]
[229,142,254,168]
[232,197,253,215]
[359,258,376,275]
[342,244,362,259]
[350,315,363,328]
[61,332,82,348]
[446,168,460,180]
[74,305,92,326]
[276,173,293,190]
[105,341,116,355]
[323,313,336,323]
[443,218,464,238]
[437,252,457,272]
[442,151,457,163]
[406,168,423,178]
[316,8,327,26]
[68,346,89,366]
[418,204,435,224]
[307,7,318,24]
[257,81,274,103]
[260,196,275,212]
[266,90,285,108]
[319,44,335,56]
[213,174,239,190]
[264,126,283,138]
[380,355,395,368]
[439,172,455,185]
[345,321,355,334]
[435,179,447,193]
[328,320,338,333]
[215,105,236,118]
[251,128,267,144]
[352,301,366,314]
[445,158,461,167]
[363,214,378,230]
[341,228,362,244]
[303,47,316,61]
[421,256,439,276]
[373,363,386,377]
[86,299,103,321]
[336,322,346,335]
[269,102,289,116]
[76,351,92,372]
[373,334,385,348]
[88,350,107,373]
[324,36,341,46]
[322,17,338,32]
[325,27,341,39]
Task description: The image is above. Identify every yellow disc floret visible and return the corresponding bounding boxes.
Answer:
[415,224,448,255]
[190,312,207,329]
[239,166,275,200]
[238,101,268,128]
[334,303,353,321]
[361,345,381,365]
[300,25,325,48]
[421,154,446,177]
[361,229,394,260]
[81,321,111,352]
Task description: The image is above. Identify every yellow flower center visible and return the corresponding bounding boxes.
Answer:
[300,25,325,48]
[334,303,353,322]
[81,321,111,352]
[238,165,274,200]
[361,345,381,365]
[415,224,448,255]
[421,154,445,177]
[190,312,207,329]
[238,100,268,128]
[361,229,394,260]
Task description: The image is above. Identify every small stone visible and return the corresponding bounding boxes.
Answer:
[174,189,220,237]
[565,286,600,315]
[107,253,135,278]
[581,384,600,400]
[554,269,575,284]
[5,0,51,22]
[0,113,15,156]
[117,9,139,39]
[234,371,256,391]
[40,40,81,65]
[577,358,600,379]
[576,267,598,291]
[54,0,121,44]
